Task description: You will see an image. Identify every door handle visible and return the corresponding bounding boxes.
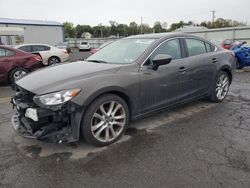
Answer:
[212,58,217,63]
[178,66,186,72]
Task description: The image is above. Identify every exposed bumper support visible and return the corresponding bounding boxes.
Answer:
[11,101,84,143]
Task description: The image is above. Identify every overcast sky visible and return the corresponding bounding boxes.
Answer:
[1,0,250,27]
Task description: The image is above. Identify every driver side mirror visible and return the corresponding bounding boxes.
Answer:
[152,54,172,71]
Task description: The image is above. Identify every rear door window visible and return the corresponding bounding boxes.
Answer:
[185,39,207,56]
[19,45,32,52]
[6,49,15,56]
[32,45,50,51]
[0,48,5,57]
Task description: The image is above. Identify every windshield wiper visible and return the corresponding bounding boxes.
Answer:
[87,59,108,64]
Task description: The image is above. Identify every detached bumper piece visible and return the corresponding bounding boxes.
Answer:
[10,86,83,143]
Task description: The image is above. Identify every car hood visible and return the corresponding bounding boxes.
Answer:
[16,61,122,95]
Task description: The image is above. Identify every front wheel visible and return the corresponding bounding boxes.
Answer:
[81,94,129,147]
[209,71,230,102]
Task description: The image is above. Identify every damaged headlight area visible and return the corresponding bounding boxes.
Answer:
[11,86,84,143]
[33,88,81,109]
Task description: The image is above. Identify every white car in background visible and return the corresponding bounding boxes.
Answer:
[78,41,91,51]
[15,44,69,65]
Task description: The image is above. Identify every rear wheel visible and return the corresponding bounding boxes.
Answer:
[48,56,60,65]
[209,71,230,102]
[81,94,129,147]
[9,68,29,83]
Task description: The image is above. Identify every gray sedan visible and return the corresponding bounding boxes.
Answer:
[11,33,236,146]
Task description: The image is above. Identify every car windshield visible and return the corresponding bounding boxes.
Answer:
[87,38,155,64]
[98,41,113,49]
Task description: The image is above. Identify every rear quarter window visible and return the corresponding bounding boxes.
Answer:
[32,45,51,51]
[6,49,15,56]
[204,42,216,52]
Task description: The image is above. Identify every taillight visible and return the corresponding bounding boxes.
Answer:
[62,50,68,55]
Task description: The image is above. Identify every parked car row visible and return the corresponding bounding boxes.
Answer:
[0,45,43,83]
[15,44,69,65]
[0,40,114,84]
[0,43,70,84]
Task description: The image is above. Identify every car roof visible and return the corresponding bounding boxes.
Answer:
[15,43,52,48]
[126,32,201,40]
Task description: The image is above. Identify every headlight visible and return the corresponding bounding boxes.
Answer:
[34,88,81,106]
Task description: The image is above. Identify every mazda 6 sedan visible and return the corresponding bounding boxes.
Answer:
[11,33,236,146]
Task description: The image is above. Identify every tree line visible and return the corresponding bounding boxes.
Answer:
[64,18,246,38]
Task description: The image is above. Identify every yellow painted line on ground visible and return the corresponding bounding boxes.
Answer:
[0,97,11,101]
[0,101,10,104]
[0,97,11,104]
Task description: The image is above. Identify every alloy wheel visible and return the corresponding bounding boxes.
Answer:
[49,57,60,65]
[91,101,126,143]
[13,70,27,80]
[216,73,229,100]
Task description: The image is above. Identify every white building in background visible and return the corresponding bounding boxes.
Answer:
[0,18,64,46]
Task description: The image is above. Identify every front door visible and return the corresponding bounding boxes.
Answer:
[139,39,184,114]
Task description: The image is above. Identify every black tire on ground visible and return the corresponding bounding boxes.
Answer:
[9,68,29,84]
[208,71,230,103]
[48,56,61,65]
[236,59,241,69]
[81,94,129,147]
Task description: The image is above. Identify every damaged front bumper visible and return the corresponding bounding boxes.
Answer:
[10,87,84,143]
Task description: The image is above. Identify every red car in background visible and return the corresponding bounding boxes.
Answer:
[221,39,235,50]
[0,45,43,84]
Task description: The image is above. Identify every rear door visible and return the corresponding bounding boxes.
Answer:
[0,48,16,81]
[178,38,217,100]
[139,38,185,113]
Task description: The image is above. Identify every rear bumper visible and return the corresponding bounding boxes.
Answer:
[11,98,84,143]
[60,54,69,62]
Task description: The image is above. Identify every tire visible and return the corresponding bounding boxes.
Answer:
[208,71,230,102]
[9,68,29,84]
[48,56,61,65]
[236,59,241,69]
[81,94,129,147]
